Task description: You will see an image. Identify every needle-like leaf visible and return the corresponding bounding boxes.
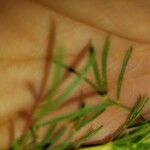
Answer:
[46,49,64,98]
[101,36,110,95]
[90,47,102,91]
[117,47,133,100]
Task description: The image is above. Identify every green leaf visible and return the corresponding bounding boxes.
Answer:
[46,49,64,98]
[101,36,110,95]
[90,47,102,91]
[117,47,133,100]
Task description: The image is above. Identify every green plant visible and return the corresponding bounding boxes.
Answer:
[11,24,150,150]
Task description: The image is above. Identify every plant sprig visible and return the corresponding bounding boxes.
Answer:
[101,37,110,95]
[11,36,149,150]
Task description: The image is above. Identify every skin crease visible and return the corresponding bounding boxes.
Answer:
[35,0,150,43]
[0,0,149,149]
